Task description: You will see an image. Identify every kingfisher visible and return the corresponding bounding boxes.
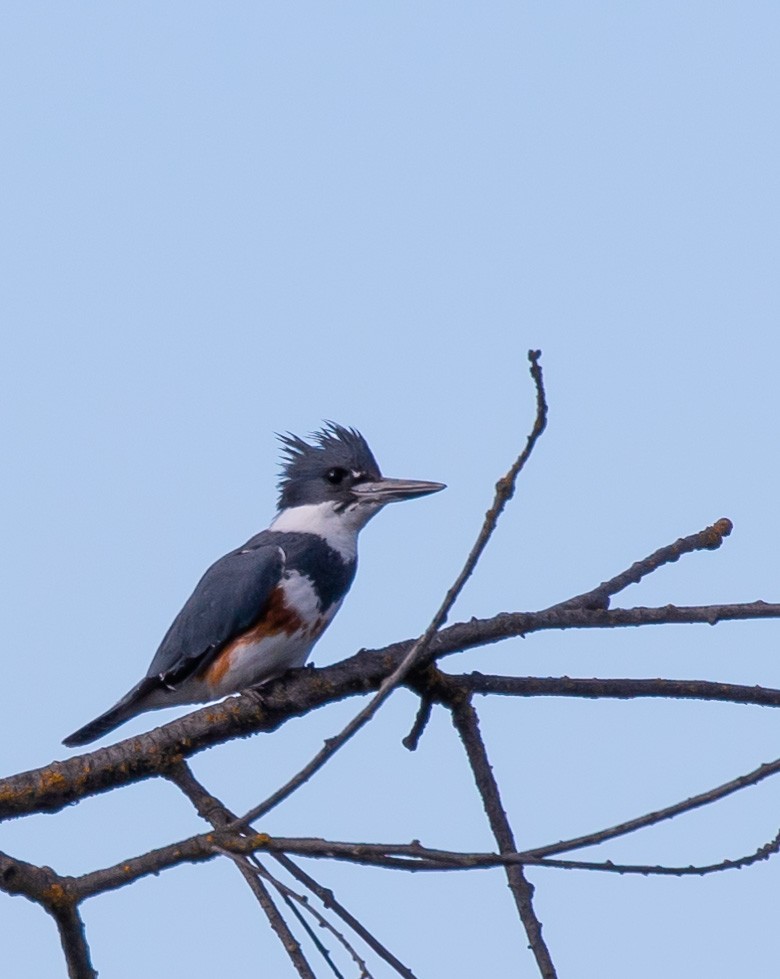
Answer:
[63,423,444,747]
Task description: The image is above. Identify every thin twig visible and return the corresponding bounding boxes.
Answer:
[62,757,780,891]
[58,828,780,881]
[221,849,372,979]
[169,762,411,979]
[232,350,548,830]
[530,755,780,860]
[242,864,317,979]
[273,854,419,979]
[532,828,780,875]
[269,833,780,878]
[165,764,316,979]
[401,694,433,751]
[449,695,558,979]
[271,885,352,979]
[44,737,780,903]
[215,852,349,979]
[455,672,780,709]
[553,517,734,611]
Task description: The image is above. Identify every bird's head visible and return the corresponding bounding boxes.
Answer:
[277,422,445,515]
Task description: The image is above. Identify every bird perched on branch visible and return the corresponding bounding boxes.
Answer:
[63,423,444,747]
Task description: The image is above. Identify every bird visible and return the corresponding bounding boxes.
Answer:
[63,423,445,747]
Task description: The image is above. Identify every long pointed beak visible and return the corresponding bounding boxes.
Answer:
[351,476,446,504]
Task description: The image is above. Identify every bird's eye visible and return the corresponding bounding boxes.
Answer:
[326,467,348,484]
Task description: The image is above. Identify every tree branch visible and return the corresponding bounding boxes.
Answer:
[455,672,780,709]
[39,757,780,894]
[554,517,734,611]
[224,852,372,979]
[0,850,96,978]
[529,754,780,859]
[238,866,317,979]
[272,854,419,979]
[163,764,318,978]
[51,904,98,979]
[532,828,780,876]
[5,595,780,824]
[448,694,558,979]
[167,762,414,979]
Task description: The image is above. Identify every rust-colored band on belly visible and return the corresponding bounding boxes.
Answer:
[201,586,307,688]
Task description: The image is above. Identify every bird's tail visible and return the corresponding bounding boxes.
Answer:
[62,678,157,748]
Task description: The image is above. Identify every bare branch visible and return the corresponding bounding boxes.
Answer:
[530,754,780,859]
[168,763,413,979]
[533,827,780,876]
[5,595,780,825]
[51,803,780,898]
[237,863,317,979]
[273,854,420,979]
[163,764,318,978]
[456,672,780,709]
[227,852,372,979]
[0,851,96,978]
[271,887,351,979]
[51,904,98,979]
[449,695,558,979]
[0,849,64,906]
[267,833,780,879]
[555,517,734,610]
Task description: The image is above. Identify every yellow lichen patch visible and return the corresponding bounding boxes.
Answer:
[38,769,68,793]
[44,883,68,908]
[700,518,734,550]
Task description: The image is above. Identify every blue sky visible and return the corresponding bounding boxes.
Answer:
[2,3,779,976]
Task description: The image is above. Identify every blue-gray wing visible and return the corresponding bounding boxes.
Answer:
[146,539,285,686]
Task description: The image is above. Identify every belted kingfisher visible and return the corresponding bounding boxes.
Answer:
[63,424,444,747]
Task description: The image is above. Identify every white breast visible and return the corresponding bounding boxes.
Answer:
[280,569,323,627]
[269,501,373,560]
